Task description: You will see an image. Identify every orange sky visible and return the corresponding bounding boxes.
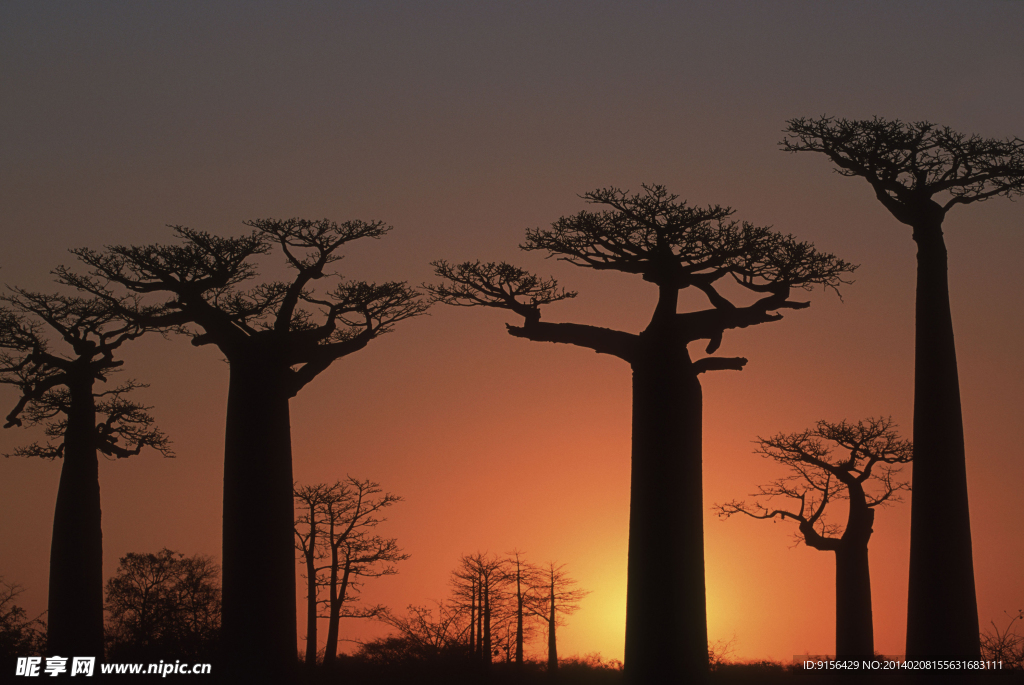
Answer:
[2,1,1023,664]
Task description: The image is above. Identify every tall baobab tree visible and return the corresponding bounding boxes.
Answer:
[524,562,588,672]
[428,185,855,682]
[61,219,427,678]
[315,478,406,666]
[715,417,912,659]
[506,550,536,669]
[451,552,509,665]
[294,482,334,666]
[782,117,1024,657]
[0,292,171,657]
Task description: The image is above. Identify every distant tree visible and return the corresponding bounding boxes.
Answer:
[63,219,427,677]
[0,293,171,657]
[450,553,510,665]
[524,562,589,671]
[429,185,854,682]
[707,636,736,672]
[294,482,334,666]
[104,549,220,661]
[782,117,1024,657]
[449,559,481,660]
[714,417,912,659]
[506,550,538,668]
[374,601,471,662]
[0,576,46,658]
[980,610,1024,671]
[301,478,406,666]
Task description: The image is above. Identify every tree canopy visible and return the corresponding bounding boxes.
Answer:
[430,185,854,366]
[61,219,427,396]
[716,417,912,549]
[782,116,1024,224]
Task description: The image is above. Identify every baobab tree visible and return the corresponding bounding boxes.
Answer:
[428,185,855,682]
[524,562,588,672]
[0,292,171,658]
[506,550,536,669]
[61,219,427,678]
[450,552,509,665]
[307,478,406,666]
[294,482,334,666]
[715,417,912,659]
[782,117,1024,657]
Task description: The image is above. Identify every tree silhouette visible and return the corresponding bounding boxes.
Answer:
[980,610,1024,671]
[524,561,589,672]
[375,600,471,662]
[1,576,46,658]
[104,549,220,661]
[715,418,911,659]
[294,478,406,666]
[0,292,171,658]
[62,219,427,677]
[506,550,536,668]
[782,117,1024,657]
[293,482,334,666]
[450,552,509,665]
[428,184,854,681]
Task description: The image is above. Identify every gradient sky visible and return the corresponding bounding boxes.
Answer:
[2,0,1023,663]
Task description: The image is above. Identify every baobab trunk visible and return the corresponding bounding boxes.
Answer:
[221,358,297,680]
[547,583,557,671]
[469,580,477,656]
[323,563,352,664]
[303,533,318,666]
[905,222,980,658]
[624,322,708,683]
[483,577,492,663]
[47,375,104,658]
[515,572,524,666]
[476,581,483,660]
[834,544,874,659]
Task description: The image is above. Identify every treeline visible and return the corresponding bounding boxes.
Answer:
[2,114,1023,682]
[367,552,588,670]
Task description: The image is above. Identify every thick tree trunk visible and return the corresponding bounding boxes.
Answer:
[47,376,104,658]
[624,323,708,683]
[905,222,980,658]
[220,359,297,680]
[835,544,874,659]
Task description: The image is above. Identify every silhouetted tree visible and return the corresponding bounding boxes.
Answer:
[62,219,427,677]
[294,482,334,666]
[450,553,509,665]
[104,549,220,662]
[506,550,537,668]
[0,293,171,658]
[782,117,1024,657]
[1,576,46,658]
[313,478,406,666]
[429,185,854,682]
[981,610,1024,671]
[715,418,911,659]
[524,562,589,672]
[375,601,471,662]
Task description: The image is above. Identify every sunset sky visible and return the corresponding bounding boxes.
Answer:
[2,1,1023,664]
